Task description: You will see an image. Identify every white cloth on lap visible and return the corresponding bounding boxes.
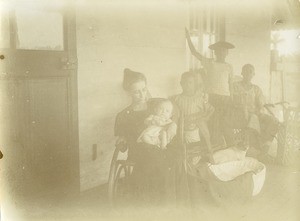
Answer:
[137,125,163,146]
[212,147,247,164]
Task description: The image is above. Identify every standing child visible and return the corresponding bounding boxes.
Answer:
[171,71,214,154]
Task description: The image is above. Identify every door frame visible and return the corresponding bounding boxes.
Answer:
[1,4,80,197]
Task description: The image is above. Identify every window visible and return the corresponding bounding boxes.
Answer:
[187,2,221,70]
[0,6,10,48]
[15,7,64,51]
[271,29,300,57]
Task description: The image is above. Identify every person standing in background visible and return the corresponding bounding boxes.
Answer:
[232,64,279,160]
[185,28,235,148]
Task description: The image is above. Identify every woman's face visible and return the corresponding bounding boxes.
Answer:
[128,80,148,104]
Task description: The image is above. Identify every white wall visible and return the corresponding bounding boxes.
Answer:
[76,1,187,191]
[224,1,272,97]
[76,0,275,191]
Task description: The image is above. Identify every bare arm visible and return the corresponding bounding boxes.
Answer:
[185,28,208,62]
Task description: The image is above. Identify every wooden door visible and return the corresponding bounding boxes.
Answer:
[0,3,79,200]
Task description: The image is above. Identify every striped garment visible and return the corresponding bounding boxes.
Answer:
[172,91,208,117]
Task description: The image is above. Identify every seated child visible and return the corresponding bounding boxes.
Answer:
[137,98,177,149]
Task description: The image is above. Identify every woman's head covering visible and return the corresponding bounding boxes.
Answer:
[123,68,147,91]
[209,41,235,50]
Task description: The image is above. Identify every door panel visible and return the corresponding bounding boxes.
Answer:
[0,5,79,199]
[3,49,69,77]
[28,78,69,173]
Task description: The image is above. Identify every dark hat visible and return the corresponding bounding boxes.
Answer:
[209,41,235,50]
[123,68,146,91]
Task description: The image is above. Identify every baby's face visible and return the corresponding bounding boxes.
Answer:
[155,101,173,120]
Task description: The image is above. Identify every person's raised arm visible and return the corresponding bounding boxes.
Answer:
[185,28,208,62]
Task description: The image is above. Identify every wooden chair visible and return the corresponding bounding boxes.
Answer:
[107,146,135,207]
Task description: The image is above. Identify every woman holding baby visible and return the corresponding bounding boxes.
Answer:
[114,68,182,205]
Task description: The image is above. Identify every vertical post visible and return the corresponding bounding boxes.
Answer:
[198,6,203,61]
[280,57,285,103]
[206,4,211,35]
[219,14,226,41]
[63,5,80,196]
[189,2,194,31]
[9,9,17,49]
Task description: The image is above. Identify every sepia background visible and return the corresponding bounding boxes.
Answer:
[0,0,300,220]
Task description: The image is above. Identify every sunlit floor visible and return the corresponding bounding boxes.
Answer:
[3,163,300,221]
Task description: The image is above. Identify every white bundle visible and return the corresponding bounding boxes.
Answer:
[208,157,266,196]
[212,147,247,164]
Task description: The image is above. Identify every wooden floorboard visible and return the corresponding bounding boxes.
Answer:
[8,163,300,221]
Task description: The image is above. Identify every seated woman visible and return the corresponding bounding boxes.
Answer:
[231,64,279,160]
[114,68,151,160]
[114,68,179,204]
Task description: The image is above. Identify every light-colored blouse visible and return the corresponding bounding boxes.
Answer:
[203,60,233,96]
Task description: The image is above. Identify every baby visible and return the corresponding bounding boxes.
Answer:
[137,99,177,149]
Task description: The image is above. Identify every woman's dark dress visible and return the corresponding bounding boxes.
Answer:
[114,105,148,162]
[114,101,183,203]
